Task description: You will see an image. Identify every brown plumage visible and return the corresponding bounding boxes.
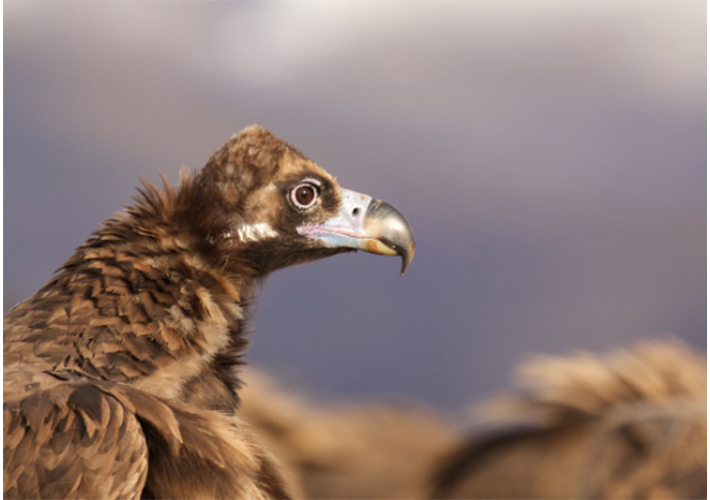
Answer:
[429,339,707,499]
[239,367,458,499]
[4,125,415,499]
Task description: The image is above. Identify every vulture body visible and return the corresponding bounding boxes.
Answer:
[429,339,707,499]
[4,125,415,499]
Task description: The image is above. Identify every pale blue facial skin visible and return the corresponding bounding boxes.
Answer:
[298,188,415,274]
[297,189,379,251]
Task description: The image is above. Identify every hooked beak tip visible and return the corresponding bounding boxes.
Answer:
[364,199,415,275]
[399,243,415,275]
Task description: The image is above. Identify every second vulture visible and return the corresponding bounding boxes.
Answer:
[4,125,415,499]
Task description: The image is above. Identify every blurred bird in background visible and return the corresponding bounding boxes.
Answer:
[239,368,457,499]
[429,339,706,499]
[230,339,706,499]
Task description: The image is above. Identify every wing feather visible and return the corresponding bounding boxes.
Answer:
[4,378,149,500]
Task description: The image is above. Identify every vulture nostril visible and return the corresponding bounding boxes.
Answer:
[352,207,361,217]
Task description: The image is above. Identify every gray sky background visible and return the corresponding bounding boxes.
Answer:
[4,1,706,413]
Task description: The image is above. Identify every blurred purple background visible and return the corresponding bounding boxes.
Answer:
[4,1,706,412]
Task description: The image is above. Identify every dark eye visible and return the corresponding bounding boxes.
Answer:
[291,183,318,209]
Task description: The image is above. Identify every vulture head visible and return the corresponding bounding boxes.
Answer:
[174,125,415,278]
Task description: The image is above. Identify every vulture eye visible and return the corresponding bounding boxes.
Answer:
[291,182,319,209]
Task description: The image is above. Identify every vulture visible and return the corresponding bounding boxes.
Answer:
[238,367,457,499]
[429,338,707,499]
[4,125,415,499]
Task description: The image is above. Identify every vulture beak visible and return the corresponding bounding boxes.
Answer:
[298,189,416,274]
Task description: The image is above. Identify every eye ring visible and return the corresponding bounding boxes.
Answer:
[291,182,319,209]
